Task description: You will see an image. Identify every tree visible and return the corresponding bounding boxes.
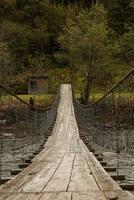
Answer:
[0,23,14,81]
[0,0,15,20]
[119,28,134,64]
[58,3,118,104]
[16,0,29,9]
[106,0,134,36]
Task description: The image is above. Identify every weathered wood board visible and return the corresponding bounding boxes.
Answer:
[0,84,133,200]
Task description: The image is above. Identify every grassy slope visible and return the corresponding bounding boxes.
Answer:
[17,94,54,107]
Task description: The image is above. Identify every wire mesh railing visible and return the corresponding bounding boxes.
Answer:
[73,69,134,184]
[0,84,60,182]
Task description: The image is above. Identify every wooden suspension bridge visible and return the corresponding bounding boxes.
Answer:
[0,84,134,200]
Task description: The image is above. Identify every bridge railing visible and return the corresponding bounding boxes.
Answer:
[73,69,134,176]
[0,85,60,182]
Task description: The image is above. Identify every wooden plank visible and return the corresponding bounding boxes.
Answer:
[33,139,62,162]
[68,153,99,192]
[0,193,17,200]
[104,191,134,200]
[40,192,71,200]
[14,193,42,200]
[0,193,42,200]
[44,153,75,192]
[80,140,121,191]
[70,138,81,153]
[72,192,106,200]
[0,193,10,200]
[21,155,65,193]
[0,161,46,192]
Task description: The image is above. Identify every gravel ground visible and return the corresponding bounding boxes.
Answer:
[92,142,134,195]
[0,137,41,178]
[87,126,134,183]
[103,152,134,183]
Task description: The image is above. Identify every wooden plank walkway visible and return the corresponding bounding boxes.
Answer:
[0,84,133,200]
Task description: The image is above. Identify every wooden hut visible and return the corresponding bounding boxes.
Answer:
[28,76,48,94]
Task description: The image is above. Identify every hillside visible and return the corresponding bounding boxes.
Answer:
[0,0,133,100]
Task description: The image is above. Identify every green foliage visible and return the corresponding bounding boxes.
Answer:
[0,0,16,19]
[2,21,31,67]
[57,3,121,103]
[50,0,96,8]
[16,0,29,9]
[0,1,66,77]
[0,42,12,80]
[107,0,134,36]
[58,4,118,84]
[119,28,134,63]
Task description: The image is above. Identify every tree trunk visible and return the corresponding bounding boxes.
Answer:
[81,72,92,104]
[81,49,94,104]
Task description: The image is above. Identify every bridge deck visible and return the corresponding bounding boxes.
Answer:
[0,84,133,200]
